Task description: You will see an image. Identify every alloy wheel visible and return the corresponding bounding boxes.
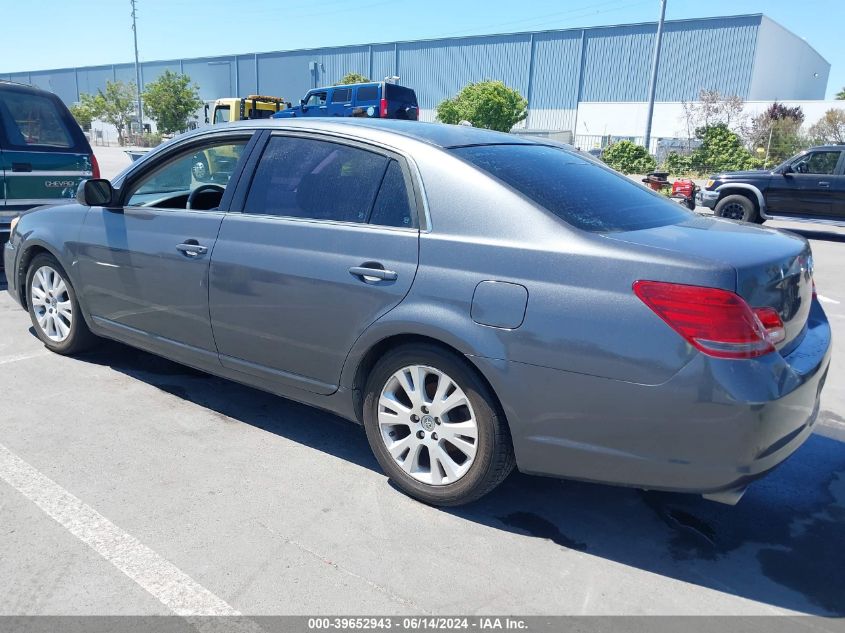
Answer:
[378,365,478,486]
[721,202,747,220]
[30,265,73,342]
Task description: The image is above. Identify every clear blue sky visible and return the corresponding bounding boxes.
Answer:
[1,0,842,99]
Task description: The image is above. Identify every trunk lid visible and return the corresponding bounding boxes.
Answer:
[605,215,814,351]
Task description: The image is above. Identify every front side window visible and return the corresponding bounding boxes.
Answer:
[453,144,691,233]
[125,139,248,210]
[245,136,410,225]
[213,106,230,124]
[793,151,841,175]
[305,92,327,107]
[0,90,74,148]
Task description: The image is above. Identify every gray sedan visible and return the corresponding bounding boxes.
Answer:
[3,119,831,506]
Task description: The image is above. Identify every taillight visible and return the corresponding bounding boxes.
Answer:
[90,153,100,179]
[379,98,388,118]
[753,307,786,345]
[633,280,781,359]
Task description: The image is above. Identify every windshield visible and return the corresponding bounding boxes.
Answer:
[453,144,692,233]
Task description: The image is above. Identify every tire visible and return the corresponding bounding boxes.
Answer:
[363,344,515,506]
[715,194,758,223]
[25,253,97,355]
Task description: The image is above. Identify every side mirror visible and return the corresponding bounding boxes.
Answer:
[76,179,115,207]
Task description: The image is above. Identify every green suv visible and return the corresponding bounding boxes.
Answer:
[1,81,97,250]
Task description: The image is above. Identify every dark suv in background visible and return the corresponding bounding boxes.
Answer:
[275,82,419,120]
[698,145,845,224]
[0,81,97,251]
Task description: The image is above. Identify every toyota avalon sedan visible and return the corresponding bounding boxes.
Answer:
[3,119,831,506]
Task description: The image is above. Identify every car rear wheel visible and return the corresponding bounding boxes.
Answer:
[26,253,97,355]
[363,344,515,506]
[715,194,759,223]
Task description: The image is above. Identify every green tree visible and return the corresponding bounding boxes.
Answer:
[601,140,656,174]
[80,80,137,145]
[436,80,527,132]
[142,71,203,135]
[336,72,370,85]
[69,102,95,131]
[808,109,845,144]
[691,124,759,173]
[836,86,845,100]
[744,102,805,164]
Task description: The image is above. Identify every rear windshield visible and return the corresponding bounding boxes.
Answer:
[384,84,417,104]
[0,90,77,149]
[452,144,691,233]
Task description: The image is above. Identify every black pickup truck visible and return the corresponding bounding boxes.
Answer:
[698,145,845,225]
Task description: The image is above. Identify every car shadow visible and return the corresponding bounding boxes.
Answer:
[777,227,845,243]
[74,339,844,616]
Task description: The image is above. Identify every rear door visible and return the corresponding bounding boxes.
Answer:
[329,87,352,116]
[830,152,845,220]
[766,149,841,217]
[0,86,92,212]
[384,84,419,120]
[209,132,421,394]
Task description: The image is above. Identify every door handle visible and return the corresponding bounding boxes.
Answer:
[349,265,398,282]
[12,162,32,172]
[176,241,208,257]
[818,181,830,188]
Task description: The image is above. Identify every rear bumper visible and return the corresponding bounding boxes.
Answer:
[472,300,831,496]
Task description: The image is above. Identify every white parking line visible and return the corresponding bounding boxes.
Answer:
[0,352,49,366]
[0,442,250,620]
[818,295,841,305]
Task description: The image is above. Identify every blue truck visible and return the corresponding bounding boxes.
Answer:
[274,82,419,120]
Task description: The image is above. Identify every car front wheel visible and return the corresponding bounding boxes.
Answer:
[715,194,760,223]
[26,253,97,355]
[363,344,515,506]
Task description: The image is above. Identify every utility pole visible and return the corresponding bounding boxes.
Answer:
[643,0,666,153]
[130,0,143,135]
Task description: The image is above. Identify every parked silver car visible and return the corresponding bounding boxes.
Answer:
[3,119,831,506]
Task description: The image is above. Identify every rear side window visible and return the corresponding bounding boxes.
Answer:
[331,88,352,104]
[384,84,417,105]
[244,136,389,223]
[452,144,690,233]
[0,90,74,148]
[356,85,379,102]
[370,160,414,228]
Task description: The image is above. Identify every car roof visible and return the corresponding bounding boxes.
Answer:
[810,144,845,151]
[205,118,539,150]
[0,80,57,97]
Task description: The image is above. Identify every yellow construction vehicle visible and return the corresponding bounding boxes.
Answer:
[205,95,290,124]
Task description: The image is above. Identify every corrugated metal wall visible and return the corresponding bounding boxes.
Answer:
[3,14,814,131]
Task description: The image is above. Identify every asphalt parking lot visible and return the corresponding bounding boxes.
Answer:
[1,193,844,616]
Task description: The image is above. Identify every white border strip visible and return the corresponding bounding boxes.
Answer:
[7,171,91,177]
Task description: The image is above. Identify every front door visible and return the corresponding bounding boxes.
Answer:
[76,135,252,366]
[766,149,842,217]
[302,91,328,117]
[209,133,420,394]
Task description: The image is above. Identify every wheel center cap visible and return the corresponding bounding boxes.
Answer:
[421,415,435,431]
